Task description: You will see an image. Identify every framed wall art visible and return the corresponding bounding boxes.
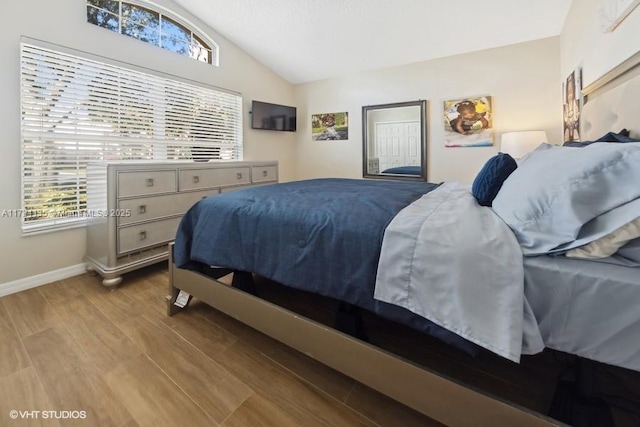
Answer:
[601,0,640,32]
[311,112,349,141]
[443,96,493,147]
[562,68,582,142]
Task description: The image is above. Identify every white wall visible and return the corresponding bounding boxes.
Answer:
[561,0,640,85]
[294,37,562,184]
[0,0,295,285]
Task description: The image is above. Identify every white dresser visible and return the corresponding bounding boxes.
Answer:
[84,160,278,287]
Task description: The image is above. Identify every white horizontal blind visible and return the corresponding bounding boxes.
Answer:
[20,43,242,233]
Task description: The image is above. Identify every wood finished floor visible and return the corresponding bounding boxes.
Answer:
[0,264,443,427]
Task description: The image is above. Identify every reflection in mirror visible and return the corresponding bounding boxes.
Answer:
[362,100,427,181]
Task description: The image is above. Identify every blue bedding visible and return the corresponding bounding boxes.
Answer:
[174,178,479,355]
[381,166,421,175]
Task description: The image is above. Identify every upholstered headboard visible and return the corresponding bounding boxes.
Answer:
[581,75,640,140]
[581,52,640,140]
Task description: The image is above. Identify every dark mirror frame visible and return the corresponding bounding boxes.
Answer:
[362,100,427,181]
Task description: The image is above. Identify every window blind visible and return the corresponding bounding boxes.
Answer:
[20,43,242,233]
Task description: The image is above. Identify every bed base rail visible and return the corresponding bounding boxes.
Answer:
[166,248,560,427]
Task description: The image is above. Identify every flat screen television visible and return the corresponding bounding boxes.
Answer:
[251,100,297,132]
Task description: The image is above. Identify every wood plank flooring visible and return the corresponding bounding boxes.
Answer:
[0,264,442,427]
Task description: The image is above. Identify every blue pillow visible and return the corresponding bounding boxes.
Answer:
[563,129,640,147]
[471,153,517,207]
[594,129,638,142]
[492,142,640,254]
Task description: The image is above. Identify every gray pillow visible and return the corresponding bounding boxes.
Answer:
[565,238,640,267]
[617,237,640,263]
[565,217,640,259]
[492,142,640,254]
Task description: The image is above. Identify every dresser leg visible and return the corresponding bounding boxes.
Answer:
[102,276,122,288]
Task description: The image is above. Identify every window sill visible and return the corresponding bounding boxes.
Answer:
[21,218,87,237]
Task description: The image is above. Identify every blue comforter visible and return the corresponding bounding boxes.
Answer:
[174,178,479,354]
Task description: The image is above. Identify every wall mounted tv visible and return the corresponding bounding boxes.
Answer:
[251,100,297,132]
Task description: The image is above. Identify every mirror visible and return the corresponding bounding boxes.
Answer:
[362,100,427,181]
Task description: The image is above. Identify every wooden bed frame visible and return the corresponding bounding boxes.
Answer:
[166,53,640,427]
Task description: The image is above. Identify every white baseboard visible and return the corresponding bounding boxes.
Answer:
[0,264,87,297]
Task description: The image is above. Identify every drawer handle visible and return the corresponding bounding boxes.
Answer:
[237,172,243,180]
[193,175,200,184]
[139,231,147,240]
[146,178,154,187]
[138,205,146,214]
[262,170,268,177]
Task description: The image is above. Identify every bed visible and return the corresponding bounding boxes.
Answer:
[380,165,422,175]
[167,57,640,426]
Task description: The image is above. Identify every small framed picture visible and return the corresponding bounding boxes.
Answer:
[312,112,349,141]
[443,96,493,147]
[562,68,581,142]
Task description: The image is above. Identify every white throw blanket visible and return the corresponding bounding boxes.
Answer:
[374,182,543,362]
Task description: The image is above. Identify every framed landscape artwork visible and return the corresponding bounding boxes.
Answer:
[311,112,349,141]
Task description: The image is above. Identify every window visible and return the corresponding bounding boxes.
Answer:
[86,0,217,65]
[20,42,242,233]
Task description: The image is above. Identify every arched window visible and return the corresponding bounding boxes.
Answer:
[86,0,218,65]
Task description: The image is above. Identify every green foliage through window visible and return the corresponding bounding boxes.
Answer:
[86,0,215,64]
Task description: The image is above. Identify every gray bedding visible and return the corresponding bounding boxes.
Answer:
[372,183,640,371]
[524,255,640,372]
[374,182,536,362]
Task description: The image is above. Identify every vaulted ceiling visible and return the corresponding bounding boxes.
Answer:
[173,0,573,84]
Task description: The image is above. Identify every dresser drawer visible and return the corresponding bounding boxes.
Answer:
[117,216,182,255]
[118,170,177,198]
[252,165,278,183]
[117,189,219,226]
[179,167,251,190]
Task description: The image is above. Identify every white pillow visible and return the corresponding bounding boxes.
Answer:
[566,217,640,259]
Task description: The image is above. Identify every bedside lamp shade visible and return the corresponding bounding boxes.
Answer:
[500,131,548,159]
